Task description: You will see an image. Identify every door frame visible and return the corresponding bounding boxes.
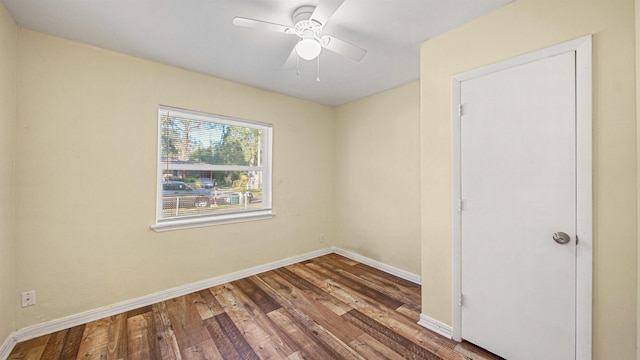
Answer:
[450,35,592,359]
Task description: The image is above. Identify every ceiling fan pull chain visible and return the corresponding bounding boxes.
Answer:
[316,55,321,82]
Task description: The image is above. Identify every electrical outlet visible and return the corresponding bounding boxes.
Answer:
[319,234,325,243]
[21,291,36,307]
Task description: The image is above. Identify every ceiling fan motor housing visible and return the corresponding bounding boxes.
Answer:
[292,5,316,24]
[290,5,322,38]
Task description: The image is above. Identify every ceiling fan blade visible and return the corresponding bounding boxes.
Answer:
[282,47,298,70]
[232,17,290,34]
[310,0,345,26]
[321,35,367,62]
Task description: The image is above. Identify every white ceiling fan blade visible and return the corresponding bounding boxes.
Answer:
[282,47,298,70]
[310,0,345,26]
[321,35,367,62]
[232,17,290,34]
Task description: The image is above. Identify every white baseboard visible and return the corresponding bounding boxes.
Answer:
[3,246,420,356]
[331,247,421,284]
[10,247,334,345]
[0,335,16,360]
[418,313,453,339]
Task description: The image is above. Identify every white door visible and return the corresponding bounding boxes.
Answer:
[459,51,577,359]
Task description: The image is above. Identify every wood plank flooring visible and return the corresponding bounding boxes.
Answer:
[8,253,501,360]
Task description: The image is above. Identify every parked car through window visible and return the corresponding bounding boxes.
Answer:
[162,181,213,209]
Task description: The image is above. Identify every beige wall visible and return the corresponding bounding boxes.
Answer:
[335,82,421,276]
[637,1,640,357]
[0,2,17,343]
[420,0,637,358]
[14,29,336,328]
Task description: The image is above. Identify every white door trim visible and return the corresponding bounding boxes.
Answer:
[450,35,592,359]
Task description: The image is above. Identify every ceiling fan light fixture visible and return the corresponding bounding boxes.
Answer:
[296,38,322,60]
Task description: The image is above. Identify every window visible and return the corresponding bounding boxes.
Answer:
[152,106,273,231]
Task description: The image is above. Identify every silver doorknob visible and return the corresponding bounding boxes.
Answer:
[553,232,570,244]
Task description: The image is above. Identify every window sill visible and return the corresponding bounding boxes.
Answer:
[151,210,275,232]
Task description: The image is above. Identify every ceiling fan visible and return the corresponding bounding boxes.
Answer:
[232,0,367,70]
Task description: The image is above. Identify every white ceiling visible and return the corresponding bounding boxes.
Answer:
[1,0,514,106]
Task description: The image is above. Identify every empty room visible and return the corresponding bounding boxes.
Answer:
[0,0,638,359]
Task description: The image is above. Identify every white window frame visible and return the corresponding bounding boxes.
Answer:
[151,106,274,232]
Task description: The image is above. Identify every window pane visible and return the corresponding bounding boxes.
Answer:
[157,107,271,225]
[161,115,263,167]
[161,171,263,219]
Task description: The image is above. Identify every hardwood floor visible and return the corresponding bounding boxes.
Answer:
[8,253,501,360]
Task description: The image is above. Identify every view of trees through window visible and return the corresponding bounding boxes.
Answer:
[158,109,269,220]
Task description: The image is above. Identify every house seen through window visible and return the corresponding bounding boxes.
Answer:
[154,106,273,229]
